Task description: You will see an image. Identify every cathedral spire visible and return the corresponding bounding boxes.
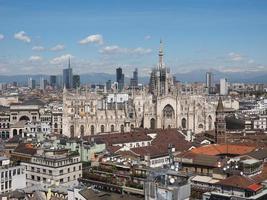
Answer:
[158,39,164,69]
[216,96,224,112]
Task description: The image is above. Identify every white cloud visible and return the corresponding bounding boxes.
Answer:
[132,47,152,54]
[99,45,121,54]
[0,34,4,41]
[228,52,245,61]
[29,56,43,62]
[248,59,254,64]
[100,45,152,55]
[50,44,65,51]
[50,54,73,64]
[14,31,31,43]
[32,46,45,51]
[79,34,103,45]
[144,35,151,40]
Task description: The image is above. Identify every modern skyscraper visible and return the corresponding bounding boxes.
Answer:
[39,77,45,90]
[130,68,138,88]
[50,75,57,88]
[56,75,63,89]
[106,80,112,91]
[220,78,228,95]
[206,72,213,94]
[116,67,124,92]
[73,75,80,89]
[28,77,32,88]
[28,77,36,89]
[116,67,122,83]
[63,57,73,89]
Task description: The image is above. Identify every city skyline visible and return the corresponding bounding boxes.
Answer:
[0,0,267,76]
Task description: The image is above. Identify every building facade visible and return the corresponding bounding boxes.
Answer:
[21,149,82,187]
[0,157,26,194]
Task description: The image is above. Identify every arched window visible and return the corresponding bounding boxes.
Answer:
[54,123,58,129]
[150,118,156,129]
[13,129,17,136]
[19,129,23,136]
[120,125,124,133]
[198,124,204,129]
[208,116,212,130]
[163,105,174,119]
[80,125,84,137]
[101,125,105,133]
[19,116,30,121]
[90,125,94,135]
[70,125,74,137]
[182,118,186,129]
[111,125,115,132]
[130,124,134,130]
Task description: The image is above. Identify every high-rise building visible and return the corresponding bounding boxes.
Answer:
[73,75,80,89]
[130,68,138,88]
[40,77,46,90]
[50,75,57,88]
[106,80,112,91]
[116,67,124,92]
[28,77,36,89]
[206,72,213,94]
[56,75,63,89]
[220,78,228,95]
[63,57,73,89]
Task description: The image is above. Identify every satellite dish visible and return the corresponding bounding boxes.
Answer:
[169,178,175,184]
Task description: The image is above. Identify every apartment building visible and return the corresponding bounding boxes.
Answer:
[21,148,82,187]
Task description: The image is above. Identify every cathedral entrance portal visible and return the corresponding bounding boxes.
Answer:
[150,118,156,129]
[162,105,175,129]
[19,115,30,121]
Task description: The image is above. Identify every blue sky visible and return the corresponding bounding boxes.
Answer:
[0,0,267,76]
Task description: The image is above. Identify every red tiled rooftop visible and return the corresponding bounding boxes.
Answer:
[190,144,256,156]
[90,131,152,146]
[131,145,168,158]
[151,129,192,152]
[247,183,262,192]
[13,143,37,156]
[217,175,255,189]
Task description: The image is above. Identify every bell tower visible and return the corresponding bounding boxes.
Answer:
[215,96,226,143]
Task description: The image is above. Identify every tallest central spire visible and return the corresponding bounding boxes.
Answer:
[158,39,164,69]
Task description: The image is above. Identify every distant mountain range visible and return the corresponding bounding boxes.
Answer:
[173,70,267,83]
[0,70,266,85]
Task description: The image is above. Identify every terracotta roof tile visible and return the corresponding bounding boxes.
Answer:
[190,144,256,156]
[217,175,255,189]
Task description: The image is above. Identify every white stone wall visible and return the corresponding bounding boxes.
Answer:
[63,91,216,137]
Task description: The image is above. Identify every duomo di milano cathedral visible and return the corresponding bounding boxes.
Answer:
[63,41,216,137]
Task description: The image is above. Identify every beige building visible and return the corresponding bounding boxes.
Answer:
[21,148,82,187]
